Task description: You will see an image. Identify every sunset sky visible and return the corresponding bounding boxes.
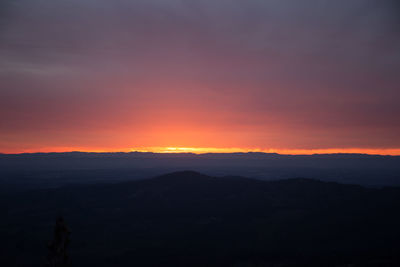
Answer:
[1,0,399,154]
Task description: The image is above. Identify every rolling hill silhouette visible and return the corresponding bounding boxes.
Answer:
[1,152,400,192]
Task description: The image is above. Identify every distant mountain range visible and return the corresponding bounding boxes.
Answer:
[1,152,400,189]
[1,171,400,266]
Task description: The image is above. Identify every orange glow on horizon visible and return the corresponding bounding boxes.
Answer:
[2,147,400,156]
[132,147,400,155]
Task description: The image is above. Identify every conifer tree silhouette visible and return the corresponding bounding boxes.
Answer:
[45,216,71,267]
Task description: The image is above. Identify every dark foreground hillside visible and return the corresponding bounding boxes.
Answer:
[1,171,400,266]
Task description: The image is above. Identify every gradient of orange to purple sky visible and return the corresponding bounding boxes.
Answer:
[0,0,399,155]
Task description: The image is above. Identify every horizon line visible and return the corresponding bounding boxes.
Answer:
[1,147,400,156]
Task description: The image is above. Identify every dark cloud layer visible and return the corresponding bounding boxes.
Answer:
[1,0,399,152]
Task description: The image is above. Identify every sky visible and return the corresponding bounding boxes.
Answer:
[0,0,399,154]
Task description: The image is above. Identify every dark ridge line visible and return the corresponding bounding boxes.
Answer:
[0,151,398,157]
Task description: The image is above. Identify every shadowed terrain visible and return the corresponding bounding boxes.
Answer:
[1,171,400,266]
[1,152,400,192]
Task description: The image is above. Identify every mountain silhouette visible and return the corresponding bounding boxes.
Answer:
[2,152,400,192]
